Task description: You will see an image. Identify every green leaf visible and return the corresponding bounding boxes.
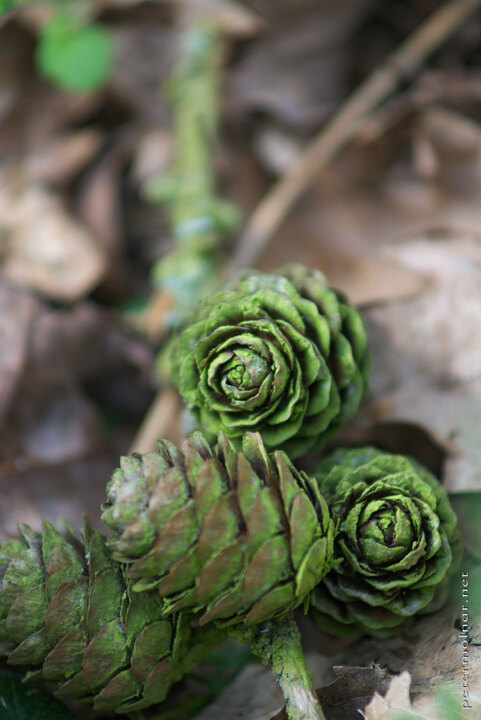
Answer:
[35,16,114,93]
[435,684,463,720]
[0,0,14,16]
[0,0,31,16]
[0,671,75,720]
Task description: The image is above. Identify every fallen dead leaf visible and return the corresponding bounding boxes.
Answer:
[0,283,38,421]
[28,303,153,395]
[256,105,481,308]
[257,664,393,720]
[109,21,174,124]
[317,665,393,720]
[0,453,116,541]
[414,106,481,191]
[362,671,413,719]
[26,130,104,186]
[193,663,283,720]
[229,0,375,129]
[194,652,334,720]
[131,128,173,186]
[213,596,481,720]
[362,233,481,492]
[77,130,137,254]
[0,21,102,161]
[7,380,102,464]
[327,602,481,718]
[0,177,106,302]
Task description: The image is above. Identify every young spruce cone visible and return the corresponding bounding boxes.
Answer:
[0,520,222,713]
[309,448,461,638]
[170,264,370,459]
[101,431,335,627]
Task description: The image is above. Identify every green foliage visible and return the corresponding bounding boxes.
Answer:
[435,685,463,719]
[0,0,30,16]
[392,684,464,720]
[35,15,114,92]
[0,0,14,15]
[0,671,74,720]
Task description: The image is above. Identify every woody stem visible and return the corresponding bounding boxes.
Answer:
[231,613,326,720]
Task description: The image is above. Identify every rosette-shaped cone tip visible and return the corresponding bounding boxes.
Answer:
[0,521,222,713]
[310,448,461,638]
[101,431,335,627]
[169,264,370,459]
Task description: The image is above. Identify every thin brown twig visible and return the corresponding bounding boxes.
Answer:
[358,69,481,143]
[229,0,481,272]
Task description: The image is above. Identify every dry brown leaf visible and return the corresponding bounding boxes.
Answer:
[76,136,133,258]
[414,106,481,188]
[193,663,283,720]
[131,129,173,186]
[26,130,104,186]
[316,665,393,720]
[229,0,374,128]
[0,21,102,161]
[0,283,38,421]
[0,299,153,470]
[0,453,115,541]
[362,671,413,720]
[0,178,106,302]
[109,22,174,124]
[7,381,103,464]
[251,105,481,491]
[248,598,481,720]
[325,604,481,718]
[257,106,481,307]
[230,663,394,720]
[194,653,333,720]
[0,296,154,538]
[362,233,481,492]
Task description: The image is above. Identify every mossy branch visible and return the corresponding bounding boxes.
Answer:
[146,20,239,328]
[231,614,326,720]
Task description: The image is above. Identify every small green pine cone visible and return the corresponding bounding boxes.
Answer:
[309,447,461,638]
[169,264,370,459]
[101,431,335,627]
[0,521,222,714]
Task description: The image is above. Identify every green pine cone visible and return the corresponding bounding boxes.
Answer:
[0,520,222,714]
[101,431,335,627]
[309,447,461,638]
[169,263,370,459]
